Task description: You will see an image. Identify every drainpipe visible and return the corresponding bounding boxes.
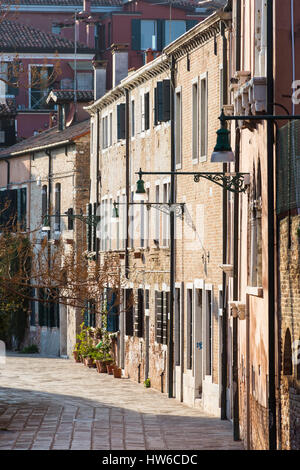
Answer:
[125,89,130,281]
[220,19,228,422]
[235,0,241,72]
[267,0,277,450]
[168,55,176,398]
[96,109,100,261]
[46,149,52,241]
[232,125,240,441]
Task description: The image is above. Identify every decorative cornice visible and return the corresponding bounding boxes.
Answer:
[164,12,222,59]
[85,12,229,115]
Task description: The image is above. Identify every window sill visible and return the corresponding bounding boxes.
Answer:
[246,286,263,297]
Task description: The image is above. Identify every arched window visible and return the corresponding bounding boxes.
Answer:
[283,328,293,376]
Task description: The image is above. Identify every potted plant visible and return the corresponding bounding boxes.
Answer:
[73,343,81,363]
[106,363,115,375]
[144,378,151,388]
[113,366,122,379]
[104,354,115,374]
[93,351,107,373]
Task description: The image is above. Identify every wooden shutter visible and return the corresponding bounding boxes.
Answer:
[162,80,171,122]
[54,183,61,231]
[157,81,164,122]
[86,203,92,251]
[92,203,97,251]
[42,185,47,221]
[17,187,27,230]
[135,289,144,337]
[144,93,150,130]
[131,19,141,51]
[67,208,74,230]
[155,291,162,343]
[162,291,169,345]
[125,289,134,336]
[117,103,126,140]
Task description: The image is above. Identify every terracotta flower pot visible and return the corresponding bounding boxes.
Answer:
[106,363,115,375]
[113,367,122,379]
[95,360,107,373]
[85,357,94,368]
[73,351,81,363]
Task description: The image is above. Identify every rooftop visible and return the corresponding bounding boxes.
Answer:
[0,119,90,158]
[47,90,94,104]
[0,20,95,53]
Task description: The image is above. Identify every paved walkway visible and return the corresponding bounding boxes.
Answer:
[0,354,243,450]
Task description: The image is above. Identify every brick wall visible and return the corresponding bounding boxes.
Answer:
[279,214,300,450]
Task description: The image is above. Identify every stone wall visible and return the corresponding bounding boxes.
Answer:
[279,214,300,450]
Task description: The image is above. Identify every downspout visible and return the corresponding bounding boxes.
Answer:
[121,89,130,372]
[168,55,176,398]
[221,19,228,421]
[96,109,100,205]
[267,0,277,450]
[96,109,100,261]
[125,89,130,280]
[232,125,240,441]
[235,0,241,72]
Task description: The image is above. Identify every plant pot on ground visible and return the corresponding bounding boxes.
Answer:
[113,367,122,379]
[86,356,95,368]
[106,363,115,375]
[95,360,107,373]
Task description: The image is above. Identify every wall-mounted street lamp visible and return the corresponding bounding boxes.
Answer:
[42,209,100,230]
[211,112,235,163]
[135,166,249,195]
[111,200,185,223]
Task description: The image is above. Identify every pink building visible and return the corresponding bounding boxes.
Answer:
[1,0,218,143]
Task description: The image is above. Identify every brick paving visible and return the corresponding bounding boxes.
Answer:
[0,354,243,450]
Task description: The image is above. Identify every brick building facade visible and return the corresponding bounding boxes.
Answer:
[86,11,227,416]
[0,118,90,356]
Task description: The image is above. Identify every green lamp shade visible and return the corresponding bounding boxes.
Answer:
[134,177,146,201]
[211,127,235,163]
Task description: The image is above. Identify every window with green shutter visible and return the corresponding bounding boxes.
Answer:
[134,289,144,338]
[125,289,134,336]
[117,103,126,140]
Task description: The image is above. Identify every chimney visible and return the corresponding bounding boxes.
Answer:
[111,43,129,88]
[49,111,57,129]
[76,17,86,45]
[86,16,95,48]
[83,0,91,12]
[93,60,108,101]
[145,48,154,64]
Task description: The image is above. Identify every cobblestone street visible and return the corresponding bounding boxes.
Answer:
[0,354,243,451]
